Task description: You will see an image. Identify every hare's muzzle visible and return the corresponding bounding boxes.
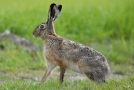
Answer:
[33,30,39,37]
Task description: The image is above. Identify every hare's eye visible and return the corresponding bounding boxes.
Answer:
[39,24,45,29]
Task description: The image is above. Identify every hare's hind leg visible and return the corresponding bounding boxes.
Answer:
[78,60,106,83]
[78,61,94,82]
[41,62,56,82]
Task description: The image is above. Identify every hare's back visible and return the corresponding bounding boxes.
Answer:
[62,39,106,61]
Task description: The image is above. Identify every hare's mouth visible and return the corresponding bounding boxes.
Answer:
[33,31,40,38]
[33,33,40,38]
[33,35,40,38]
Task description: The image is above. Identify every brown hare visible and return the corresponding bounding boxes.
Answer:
[33,3,110,83]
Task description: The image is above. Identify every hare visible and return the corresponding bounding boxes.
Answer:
[33,3,110,83]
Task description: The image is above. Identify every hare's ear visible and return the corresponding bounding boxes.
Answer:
[47,3,62,24]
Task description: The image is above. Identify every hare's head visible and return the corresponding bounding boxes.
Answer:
[33,3,62,38]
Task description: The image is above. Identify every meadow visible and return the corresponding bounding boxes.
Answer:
[0,0,134,89]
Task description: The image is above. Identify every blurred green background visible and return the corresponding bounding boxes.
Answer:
[0,0,134,89]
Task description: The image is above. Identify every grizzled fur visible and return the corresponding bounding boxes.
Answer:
[33,3,110,83]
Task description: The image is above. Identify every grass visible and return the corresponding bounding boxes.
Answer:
[0,0,134,89]
[0,76,134,90]
[0,0,134,43]
[0,38,45,75]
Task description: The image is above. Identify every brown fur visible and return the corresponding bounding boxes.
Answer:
[33,3,110,83]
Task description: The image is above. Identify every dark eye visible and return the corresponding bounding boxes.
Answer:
[39,24,45,29]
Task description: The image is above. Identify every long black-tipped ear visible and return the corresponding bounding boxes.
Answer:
[57,4,62,13]
[49,3,56,20]
[47,3,62,24]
